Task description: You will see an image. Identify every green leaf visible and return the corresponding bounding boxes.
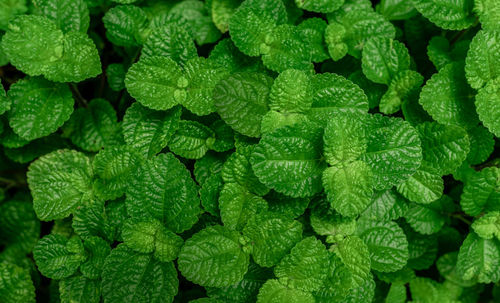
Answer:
[385,283,406,303]
[43,31,101,83]
[274,236,329,292]
[211,0,241,33]
[181,57,230,115]
[357,219,409,272]
[33,235,86,279]
[80,236,111,279]
[323,161,374,217]
[266,191,310,219]
[256,279,315,303]
[333,236,371,287]
[72,199,114,242]
[405,228,438,270]
[0,199,40,253]
[0,0,27,31]
[200,172,223,216]
[209,38,264,73]
[1,15,63,76]
[34,0,90,33]
[297,18,329,63]
[466,125,495,165]
[376,0,417,20]
[8,77,74,141]
[396,166,443,204]
[312,253,356,302]
[260,111,309,134]
[0,263,35,303]
[194,152,225,186]
[66,98,121,152]
[102,5,148,47]
[214,72,273,138]
[228,0,287,56]
[475,79,500,137]
[269,69,312,114]
[209,119,235,152]
[125,56,184,111]
[243,211,303,267]
[154,226,184,263]
[416,122,470,175]
[412,0,475,30]
[122,103,181,158]
[465,30,500,89]
[310,197,357,239]
[379,70,424,115]
[251,121,326,198]
[307,73,369,126]
[27,149,93,221]
[126,152,201,233]
[260,24,312,73]
[102,244,179,303]
[361,189,409,222]
[472,211,500,240]
[295,0,343,13]
[59,274,100,303]
[178,225,250,287]
[168,0,221,45]
[404,196,451,235]
[106,63,126,91]
[168,120,215,160]
[142,23,197,65]
[93,145,143,200]
[456,232,500,283]
[0,83,10,115]
[219,183,268,231]
[222,145,269,196]
[474,0,500,31]
[361,115,422,190]
[460,167,500,216]
[436,252,476,287]
[419,62,479,128]
[408,277,445,303]
[361,37,410,85]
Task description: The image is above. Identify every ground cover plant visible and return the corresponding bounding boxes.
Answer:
[0,0,499,302]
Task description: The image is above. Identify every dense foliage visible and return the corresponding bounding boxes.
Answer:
[0,0,499,302]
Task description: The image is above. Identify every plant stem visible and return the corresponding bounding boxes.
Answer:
[69,83,88,107]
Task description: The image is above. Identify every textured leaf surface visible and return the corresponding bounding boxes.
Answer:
[460,167,500,216]
[361,189,409,222]
[269,69,312,114]
[126,152,201,233]
[28,149,93,221]
[404,196,451,235]
[59,274,100,303]
[412,0,475,30]
[102,5,148,47]
[474,0,500,31]
[0,199,40,253]
[266,191,310,219]
[168,120,215,160]
[80,236,111,279]
[142,23,197,64]
[214,72,273,137]
[466,125,495,165]
[34,0,89,33]
[0,263,35,303]
[33,235,85,279]
[475,79,500,137]
[297,18,329,63]
[72,199,114,242]
[379,70,423,115]
[456,232,500,283]
[178,225,249,287]
[310,197,357,238]
[122,103,181,158]
[251,121,326,198]
[361,115,422,190]
[396,166,443,204]
[357,220,409,272]
[295,0,343,13]
[102,244,178,303]
[243,212,303,267]
[333,236,371,287]
[211,0,241,33]
[465,30,500,89]
[256,279,315,303]
[472,212,500,240]
[8,77,74,141]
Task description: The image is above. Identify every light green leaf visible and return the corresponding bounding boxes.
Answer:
[295,0,343,13]
[333,236,371,287]
[361,115,422,190]
[102,244,178,303]
[310,197,357,239]
[361,37,410,85]
[1,15,63,76]
[474,0,500,31]
[257,279,315,303]
[0,83,10,115]
[80,236,111,279]
[323,161,374,217]
[361,189,409,222]
[275,236,329,292]
[33,235,86,279]
[219,183,268,231]
[376,0,417,20]
[154,227,184,263]
[357,219,409,272]
[228,0,287,56]
[194,152,225,186]
[72,199,114,242]
[412,0,475,30]
[472,211,500,240]
[460,167,500,216]
[214,72,273,138]
[125,56,184,111]
[436,252,476,287]
[0,0,27,31]
[209,38,263,73]
[59,274,100,303]
[456,232,500,283]
[297,18,329,63]
[312,253,356,302]
[475,79,500,137]
[396,166,443,204]
[243,211,303,267]
[251,121,326,198]
[379,70,423,115]
[122,103,181,158]
[168,120,215,160]
[178,225,249,287]
[34,0,89,33]
[408,277,445,303]
[27,149,93,221]
[102,5,148,47]
[404,196,451,235]
[8,77,73,141]
[66,98,121,152]
[417,122,470,175]
[269,69,312,114]
[142,23,197,64]
[266,191,310,219]
[260,111,309,134]
[126,152,201,233]
[419,62,479,128]
[211,0,241,33]
[0,263,35,303]
[465,30,500,89]
[385,283,406,303]
[466,125,495,165]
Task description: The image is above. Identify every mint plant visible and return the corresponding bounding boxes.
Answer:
[0,0,499,302]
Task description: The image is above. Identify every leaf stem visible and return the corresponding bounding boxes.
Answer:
[69,83,88,108]
[450,213,472,225]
